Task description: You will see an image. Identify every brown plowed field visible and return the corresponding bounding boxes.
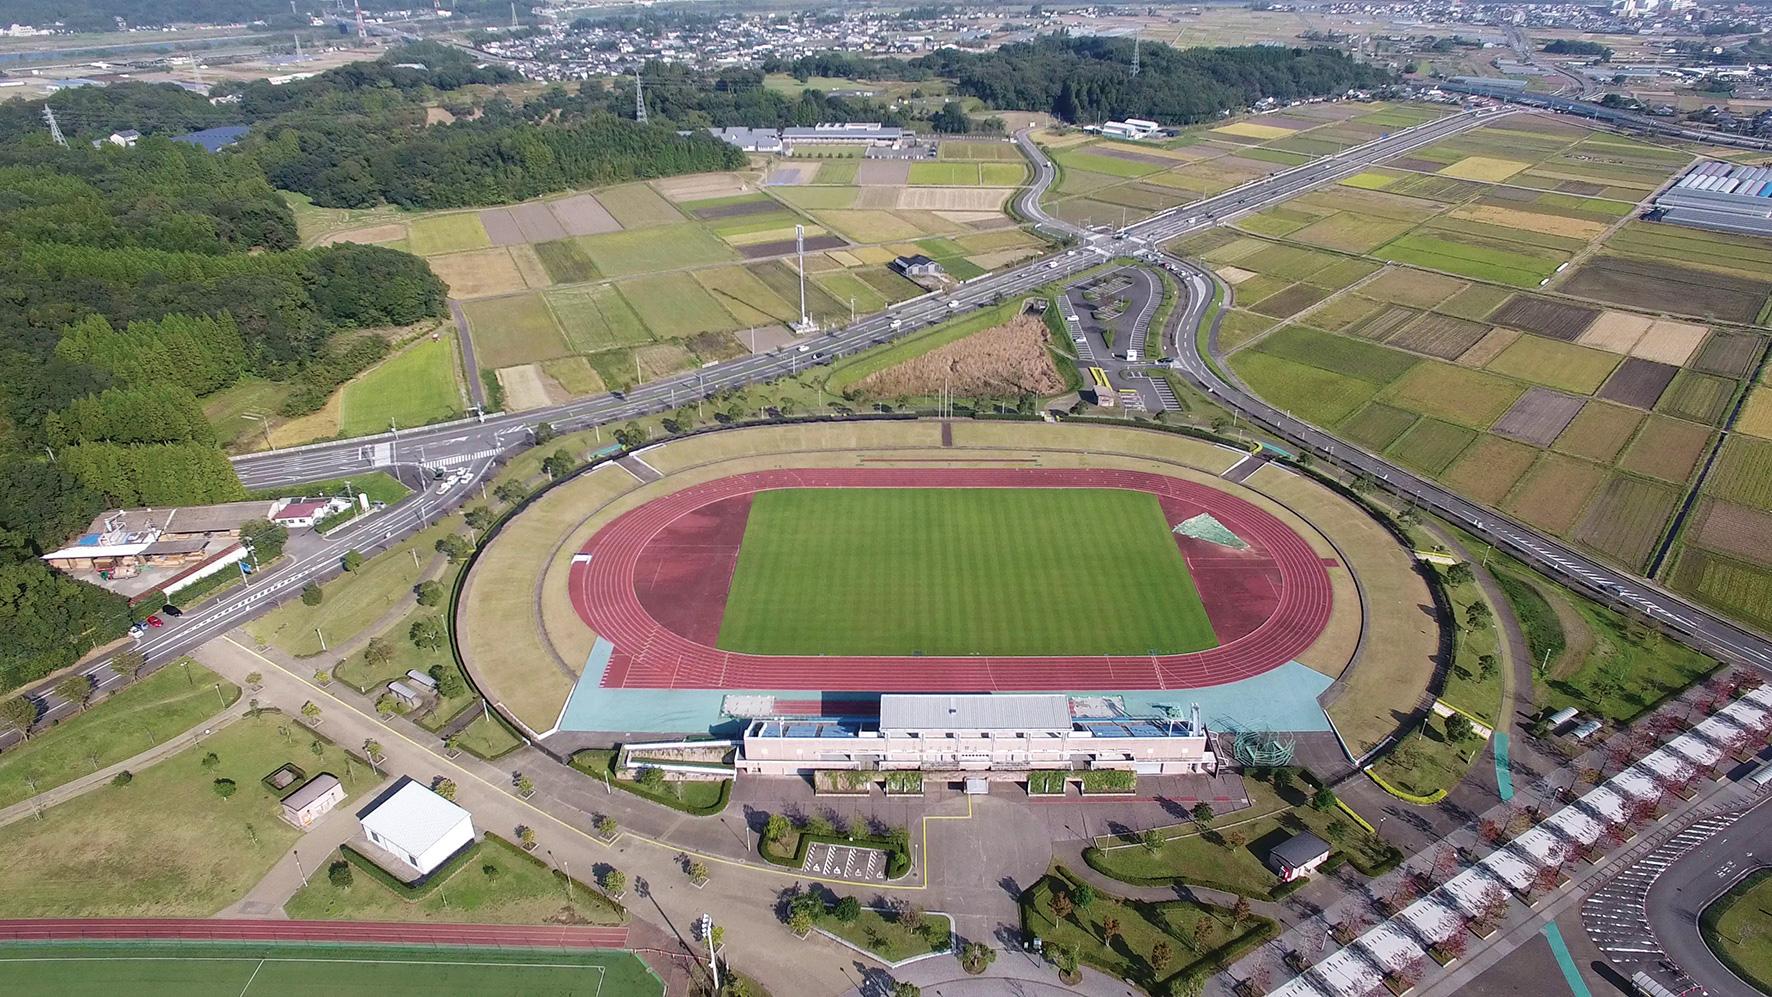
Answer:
[1596,357,1679,408]
[1457,327,1521,367]
[1689,499,1772,567]
[1505,453,1607,534]
[1693,331,1768,377]
[1490,296,1600,342]
[549,193,622,236]
[853,314,1066,399]
[1553,401,1643,462]
[1492,387,1585,446]
[1618,415,1712,483]
[1444,434,1539,506]
[1251,284,1331,318]
[1390,313,1492,359]
[479,207,524,246]
[739,234,848,259]
[1559,256,1770,324]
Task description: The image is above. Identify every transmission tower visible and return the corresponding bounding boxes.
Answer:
[353,0,367,39]
[509,1,518,28]
[42,104,66,147]
[1131,33,1140,77]
[633,70,647,123]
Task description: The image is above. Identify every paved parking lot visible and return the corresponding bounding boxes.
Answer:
[806,842,888,882]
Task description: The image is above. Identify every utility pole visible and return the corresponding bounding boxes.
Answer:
[42,104,66,147]
[634,69,647,124]
[1131,32,1140,77]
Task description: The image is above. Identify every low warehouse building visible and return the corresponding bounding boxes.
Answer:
[357,778,476,877]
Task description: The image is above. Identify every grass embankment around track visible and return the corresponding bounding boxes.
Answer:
[0,712,377,917]
[716,487,1217,657]
[0,942,661,997]
[0,660,238,810]
[1700,866,1772,994]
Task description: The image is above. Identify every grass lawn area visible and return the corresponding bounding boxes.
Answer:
[1367,715,1482,800]
[818,906,952,962]
[1022,867,1271,992]
[908,162,980,185]
[573,225,736,277]
[1702,867,1772,994]
[717,488,1216,657]
[0,942,659,997]
[407,213,490,256]
[332,607,450,693]
[1533,571,1719,723]
[203,377,295,450]
[0,660,238,810]
[251,472,411,506]
[247,518,458,656]
[339,336,464,437]
[285,833,621,925]
[1085,778,1395,897]
[569,749,729,815]
[1437,574,1505,724]
[454,711,524,759]
[0,712,376,917]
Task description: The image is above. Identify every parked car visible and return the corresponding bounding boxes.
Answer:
[160,604,184,617]
[145,615,164,629]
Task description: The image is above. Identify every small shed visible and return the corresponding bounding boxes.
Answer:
[388,681,426,708]
[358,778,476,876]
[280,773,346,829]
[406,669,439,691]
[1267,830,1333,882]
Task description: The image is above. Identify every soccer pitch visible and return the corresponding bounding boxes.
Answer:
[1,944,658,996]
[715,488,1218,657]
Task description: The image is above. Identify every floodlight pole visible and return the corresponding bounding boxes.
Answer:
[294,849,308,887]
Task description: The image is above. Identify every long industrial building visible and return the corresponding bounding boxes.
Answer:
[1652,160,1772,237]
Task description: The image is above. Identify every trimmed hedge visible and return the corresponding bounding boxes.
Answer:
[1366,768,1450,806]
[1081,844,1284,901]
[339,838,481,898]
[568,749,732,817]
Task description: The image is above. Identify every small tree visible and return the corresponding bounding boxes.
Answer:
[1072,883,1095,910]
[519,826,537,850]
[342,550,364,572]
[891,982,921,997]
[833,896,861,922]
[1142,827,1165,851]
[1103,916,1122,944]
[1272,768,1296,795]
[213,778,237,800]
[788,908,814,936]
[328,860,354,888]
[594,814,618,840]
[201,751,221,770]
[464,505,496,531]
[763,813,791,843]
[1191,918,1216,953]
[436,534,474,562]
[1312,786,1337,811]
[959,941,996,974]
[1464,601,1492,630]
[1,697,36,738]
[300,701,321,724]
[1231,896,1253,926]
[245,671,263,689]
[432,777,457,801]
[1152,940,1173,973]
[363,637,395,668]
[414,579,444,607]
[1446,712,1474,743]
[111,770,133,786]
[602,869,626,895]
[56,674,93,712]
[515,774,535,797]
[494,481,528,505]
[1048,942,1079,978]
[314,668,332,687]
[429,665,465,697]
[1050,891,1074,922]
[111,648,146,679]
[689,860,708,882]
[637,766,666,789]
[409,616,447,650]
[1190,801,1215,826]
[363,738,383,761]
[301,583,324,606]
[1444,562,1474,585]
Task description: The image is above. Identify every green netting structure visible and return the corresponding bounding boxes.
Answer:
[1231,728,1296,767]
[1173,513,1248,550]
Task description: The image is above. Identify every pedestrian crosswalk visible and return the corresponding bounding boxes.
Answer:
[425,448,500,469]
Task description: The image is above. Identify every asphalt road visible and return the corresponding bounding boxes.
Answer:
[1641,792,1772,996]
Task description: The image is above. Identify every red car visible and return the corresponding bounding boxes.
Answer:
[145,615,164,628]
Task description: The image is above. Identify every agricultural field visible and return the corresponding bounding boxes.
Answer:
[338,336,465,436]
[1193,117,1772,608]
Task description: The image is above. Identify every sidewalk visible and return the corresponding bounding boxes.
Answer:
[219,795,387,919]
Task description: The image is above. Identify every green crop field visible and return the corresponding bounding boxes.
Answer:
[339,337,463,437]
[717,488,1217,656]
[615,274,737,339]
[573,226,736,277]
[908,162,980,185]
[1375,232,1563,287]
[0,943,660,997]
[406,213,490,256]
[1231,351,1382,426]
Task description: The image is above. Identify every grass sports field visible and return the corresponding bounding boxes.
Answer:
[715,487,1217,656]
[0,943,659,996]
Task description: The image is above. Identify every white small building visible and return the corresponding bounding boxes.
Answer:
[270,495,355,529]
[107,129,141,147]
[358,779,476,876]
[280,773,346,829]
[1101,119,1159,141]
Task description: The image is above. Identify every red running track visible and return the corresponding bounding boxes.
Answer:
[570,467,1333,692]
[0,917,628,949]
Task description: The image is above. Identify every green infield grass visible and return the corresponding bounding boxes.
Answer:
[717,488,1217,656]
[0,942,659,997]
[0,660,238,810]
[339,337,464,437]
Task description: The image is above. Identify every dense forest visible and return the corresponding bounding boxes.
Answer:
[918,37,1394,124]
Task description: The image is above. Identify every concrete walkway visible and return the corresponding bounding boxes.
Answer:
[0,695,249,829]
[217,796,385,919]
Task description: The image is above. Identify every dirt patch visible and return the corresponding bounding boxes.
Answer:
[1217,266,1257,285]
[689,199,781,220]
[1490,296,1600,342]
[479,208,524,246]
[1493,387,1586,446]
[315,223,407,247]
[1596,357,1679,408]
[548,194,622,236]
[1630,319,1708,366]
[1560,256,1771,324]
[853,314,1066,399]
[508,200,569,243]
[1690,499,1772,566]
[764,163,817,186]
[739,234,848,259]
[896,187,1011,211]
[1576,310,1652,353]
[857,160,911,186]
[496,363,554,411]
[1457,327,1522,367]
[655,172,753,202]
[1251,284,1331,319]
[1390,313,1491,359]
[426,248,528,298]
[1391,157,1442,173]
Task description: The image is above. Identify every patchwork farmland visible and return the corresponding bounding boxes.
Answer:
[1195,112,1772,632]
[294,142,1047,407]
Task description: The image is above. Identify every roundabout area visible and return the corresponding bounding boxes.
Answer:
[458,419,1438,750]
